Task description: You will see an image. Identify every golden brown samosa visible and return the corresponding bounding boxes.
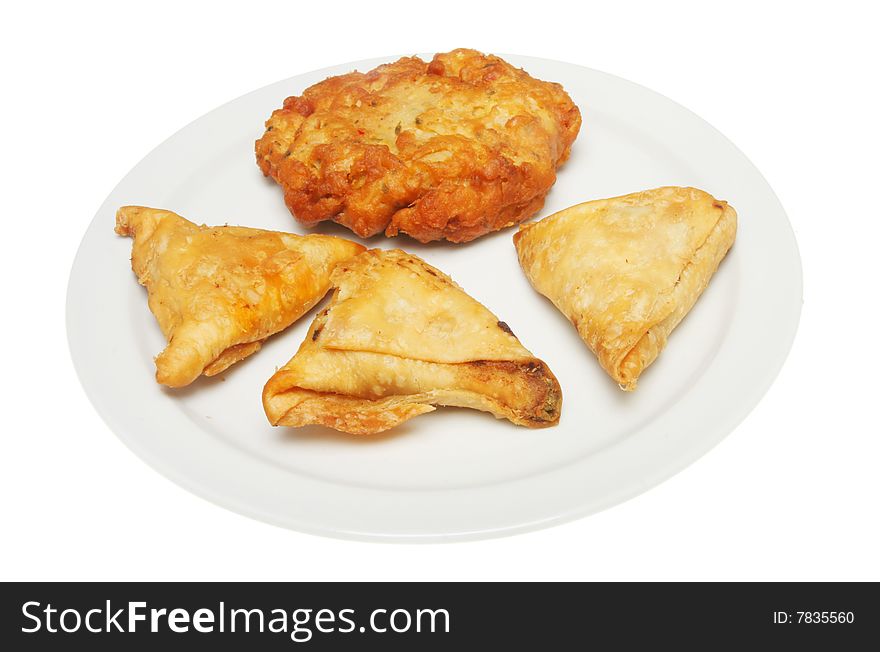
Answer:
[116,206,364,387]
[514,187,737,390]
[263,249,561,434]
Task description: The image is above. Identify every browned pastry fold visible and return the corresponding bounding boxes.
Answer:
[514,186,737,390]
[263,249,562,433]
[115,206,364,387]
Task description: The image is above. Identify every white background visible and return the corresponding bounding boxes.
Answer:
[2,0,877,580]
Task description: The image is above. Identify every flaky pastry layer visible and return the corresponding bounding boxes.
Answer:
[263,249,561,433]
[116,206,364,387]
[514,187,737,390]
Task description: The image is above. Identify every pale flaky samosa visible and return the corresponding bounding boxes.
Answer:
[263,249,561,434]
[514,187,737,390]
[116,206,364,387]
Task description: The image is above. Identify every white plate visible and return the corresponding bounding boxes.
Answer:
[67,55,802,542]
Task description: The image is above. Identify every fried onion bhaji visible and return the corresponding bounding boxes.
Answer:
[255,49,581,243]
